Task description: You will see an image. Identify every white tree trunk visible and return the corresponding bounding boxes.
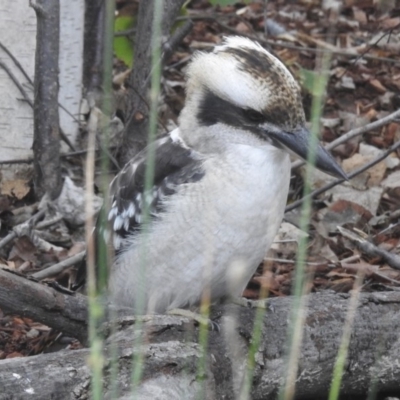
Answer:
[59,0,84,151]
[0,1,36,162]
[0,0,84,164]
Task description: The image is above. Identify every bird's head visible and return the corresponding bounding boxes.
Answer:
[179,36,346,179]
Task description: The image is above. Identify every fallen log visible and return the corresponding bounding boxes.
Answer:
[0,269,399,400]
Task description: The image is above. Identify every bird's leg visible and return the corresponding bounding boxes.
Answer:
[167,308,220,332]
[229,297,273,311]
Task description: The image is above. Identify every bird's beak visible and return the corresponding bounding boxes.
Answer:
[265,125,348,179]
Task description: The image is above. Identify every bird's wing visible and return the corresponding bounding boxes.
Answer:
[107,131,204,250]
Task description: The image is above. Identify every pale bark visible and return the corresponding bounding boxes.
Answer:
[0,3,36,162]
[0,2,83,166]
[59,0,84,149]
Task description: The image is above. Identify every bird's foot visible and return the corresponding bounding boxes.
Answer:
[230,297,274,312]
[167,308,220,332]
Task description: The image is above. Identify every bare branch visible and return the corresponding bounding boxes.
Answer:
[162,19,193,63]
[0,44,76,152]
[338,227,400,271]
[181,13,400,64]
[0,208,46,250]
[32,251,86,280]
[0,61,33,107]
[0,40,34,85]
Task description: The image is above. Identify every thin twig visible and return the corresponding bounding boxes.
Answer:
[0,147,118,165]
[29,232,64,253]
[340,254,361,264]
[266,34,398,64]
[379,222,400,236]
[0,61,33,107]
[0,62,75,152]
[371,270,400,285]
[59,129,76,152]
[0,232,17,250]
[0,41,80,129]
[286,138,400,213]
[123,83,170,137]
[31,250,86,280]
[36,215,64,230]
[0,208,47,250]
[178,14,400,64]
[114,27,136,37]
[264,257,336,267]
[164,54,191,71]
[162,20,193,63]
[0,41,34,85]
[337,31,394,80]
[96,137,120,170]
[338,227,400,271]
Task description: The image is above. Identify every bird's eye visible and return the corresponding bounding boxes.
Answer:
[244,109,265,124]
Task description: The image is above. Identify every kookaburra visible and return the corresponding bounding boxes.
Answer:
[105,36,346,314]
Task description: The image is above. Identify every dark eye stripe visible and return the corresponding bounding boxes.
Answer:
[243,109,265,123]
[197,89,268,128]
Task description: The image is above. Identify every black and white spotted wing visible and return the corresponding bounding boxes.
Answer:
[107,133,204,250]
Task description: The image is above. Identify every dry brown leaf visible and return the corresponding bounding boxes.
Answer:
[235,22,250,33]
[342,152,387,187]
[386,123,400,144]
[67,242,86,257]
[327,271,355,278]
[9,237,38,264]
[367,160,387,186]
[377,266,400,281]
[323,199,373,233]
[0,259,16,270]
[12,317,25,326]
[328,278,356,292]
[0,179,30,200]
[368,79,387,94]
[341,262,379,277]
[364,108,377,121]
[352,7,367,24]
[380,17,400,30]
[381,170,400,189]
[253,270,279,292]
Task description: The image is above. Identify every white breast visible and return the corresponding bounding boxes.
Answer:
[109,143,291,313]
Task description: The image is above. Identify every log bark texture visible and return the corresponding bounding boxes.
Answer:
[0,276,400,399]
[0,269,87,344]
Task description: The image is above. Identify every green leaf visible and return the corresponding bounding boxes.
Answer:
[173,1,189,31]
[114,16,135,67]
